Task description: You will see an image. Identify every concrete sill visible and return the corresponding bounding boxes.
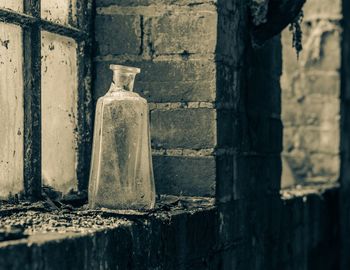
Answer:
[280,182,339,200]
[0,196,217,269]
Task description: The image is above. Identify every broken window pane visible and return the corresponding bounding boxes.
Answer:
[0,1,23,13]
[0,23,24,199]
[41,31,78,196]
[41,0,77,26]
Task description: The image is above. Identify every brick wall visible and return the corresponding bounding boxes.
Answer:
[92,1,343,269]
[94,0,226,197]
[281,0,342,186]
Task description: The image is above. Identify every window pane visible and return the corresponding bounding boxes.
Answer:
[0,23,24,199]
[41,0,77,26]
[0,0,23,13]
[41,31,78,195]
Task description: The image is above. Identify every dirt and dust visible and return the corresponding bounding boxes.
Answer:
[0,195,215,242]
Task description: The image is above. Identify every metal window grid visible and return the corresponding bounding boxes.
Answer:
[0,0,93,200]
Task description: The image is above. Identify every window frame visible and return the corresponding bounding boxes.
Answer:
[0,0,93,200]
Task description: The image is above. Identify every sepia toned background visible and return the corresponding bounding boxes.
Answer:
[0,0,350,269]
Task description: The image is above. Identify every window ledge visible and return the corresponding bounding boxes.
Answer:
[280,182,340,200]
[0,195,216,246]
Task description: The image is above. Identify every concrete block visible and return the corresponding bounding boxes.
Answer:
[150,108,217,149]
[95,14,141,56]
[303,30,341,72]
[216,63,241,105]
[94,60,216,103]
[231,155,282,199]
[300,127,340,154]
[151,12,217,54]
[309,153,340,181]
[217,109,238,148]
[244,115,283,154]
[153,155,216,196]
[304,73,340,97]
[303,0,342,19]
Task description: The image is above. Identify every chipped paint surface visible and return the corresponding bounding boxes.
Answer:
[0,23,24,200]
[41,31,78,195]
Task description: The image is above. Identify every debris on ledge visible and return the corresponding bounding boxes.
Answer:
[0,195,215,239]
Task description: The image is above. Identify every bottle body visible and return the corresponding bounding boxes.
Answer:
[89,65,155,210]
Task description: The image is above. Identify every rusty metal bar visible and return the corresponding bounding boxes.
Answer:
[23,0,41,200]
[76,0,94,192]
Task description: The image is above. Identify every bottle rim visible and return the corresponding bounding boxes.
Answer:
[109,64,141,74]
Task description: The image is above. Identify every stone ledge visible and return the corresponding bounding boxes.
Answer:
[281,182,339,200]
[0,196,218,269]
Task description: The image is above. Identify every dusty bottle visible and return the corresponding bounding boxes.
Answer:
[88,64,155,210]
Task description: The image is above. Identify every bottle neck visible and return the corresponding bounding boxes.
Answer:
[108,82,125,93]
[108,72,136,93]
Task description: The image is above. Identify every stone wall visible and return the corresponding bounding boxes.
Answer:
[281,0,342,186]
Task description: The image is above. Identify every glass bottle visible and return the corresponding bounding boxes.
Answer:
[88,64,155,210]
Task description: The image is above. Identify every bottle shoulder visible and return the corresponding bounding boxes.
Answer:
[97,91,147,105]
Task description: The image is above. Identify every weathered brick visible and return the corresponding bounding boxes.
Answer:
[281,102,302,128]
[282,97,340,127]
[284,148,339,183]
[95,14,141,56]
[283,151,309,180]
[150,108,217,149]
[281,0,342,187]
[304,30,341,72]
[217,14,242,62]
[284,124,341,157]
[281,29,300,77]
[304,73,340,97]
[153,155,216,196]
[216,63,241,105]
[246,76,281,115]
[242,114,283,154]
[216,155,234,202]
[303,0,342,19]
[217,109,239,148]
[300,128,340,154]
[282,23,341,79]
[151,12,217,54]
[93,60,216,103]
[283,127,298,153]
[309,153,340,181]
[246,37,282,116]
[250,35,283,79]
[231,155,282,199]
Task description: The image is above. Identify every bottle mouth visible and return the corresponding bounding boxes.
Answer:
[109,64,141,74]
